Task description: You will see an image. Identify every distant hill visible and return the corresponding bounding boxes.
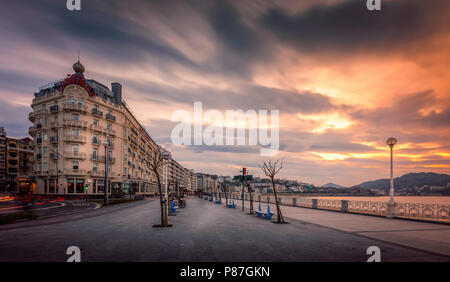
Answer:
[354,172,450,190]
[322,183,346,189]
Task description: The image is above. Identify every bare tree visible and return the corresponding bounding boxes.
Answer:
[246,181,254,214]
[224,183,229,207]
[146,149,168,227]
[259,160,285,223]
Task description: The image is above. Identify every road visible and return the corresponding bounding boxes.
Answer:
[0,197,448,262]
[0,195,100,219]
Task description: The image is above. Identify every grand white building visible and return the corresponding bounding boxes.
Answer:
[29,60,194,196]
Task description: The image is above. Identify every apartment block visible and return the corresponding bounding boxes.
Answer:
[29,61,191,196]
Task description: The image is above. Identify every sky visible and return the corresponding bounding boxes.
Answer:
[0,0,449,186]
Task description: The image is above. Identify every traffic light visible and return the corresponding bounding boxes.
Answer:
[242,167,247,175]
[85,185,89,191]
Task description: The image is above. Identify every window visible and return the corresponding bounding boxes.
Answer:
[124,167,127,175]
[43,147,47,156]
[72,161,79,170]
[78,99,84,106]
[107,123,112,130]
[72,144,79,153]
[96,180,105,193]
[93,119,99,126]
[72,114,79,121]
[69,98,75,105]
[49,179,57,194]
[93,162,98,171]
[72,129,79,136]
[43,162,47,171]
[93,134,99,144]
[43,133,47,141]
[76,179,84,194]
[68,179,75,193]
[93,148,98,159]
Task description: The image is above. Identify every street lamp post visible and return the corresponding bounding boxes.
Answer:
[103,142,109,206]
[386,137,397,218]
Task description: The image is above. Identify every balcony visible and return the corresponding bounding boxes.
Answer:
[92,138,101,146]
[64,151,87,159]
[36,138,42,144]
[36,123,42,129]
[50,136,59,144]
[90,154,115,164]
[28,112,36,122]
[50,152,59,160]
[49,105,59,113]
[91,154,100,161]
[89,170,105,177]
[90,123,103,132]
[63,169,86,176]
[28,126,36,136]
[64,134,86,143]
[63,103,87,112]
[92,108,103,117]
[36,154,42,160]
[105,113,116,122]
[104,127,116,136]
[63,119,88,128]
[50,121,61,129]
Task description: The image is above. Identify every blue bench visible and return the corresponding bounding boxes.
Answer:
[255,203,273,220]
[228,200,236,208]
[264,205,274,220]
[170,200,176,214]
[255,203,263,217]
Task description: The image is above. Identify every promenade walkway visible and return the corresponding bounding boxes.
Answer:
[225,197,450,257]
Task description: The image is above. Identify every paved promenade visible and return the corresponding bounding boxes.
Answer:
[0,197,448,261]
[226,197,450,257]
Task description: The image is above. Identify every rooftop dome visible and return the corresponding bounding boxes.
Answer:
[73,61,85,74]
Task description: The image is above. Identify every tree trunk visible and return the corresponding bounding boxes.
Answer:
[225,185,228,207]
[271,178,284,223]
[156,172,166,226]
[248,183,254,214]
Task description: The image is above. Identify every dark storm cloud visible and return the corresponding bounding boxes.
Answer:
[349,90,450,130]
[260,0,450,53]
[209,0,263,56]
[128,80,335,114]
[0,102,31,138]
[0,70,44,93]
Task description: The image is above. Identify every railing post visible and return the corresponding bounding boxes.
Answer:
[292,198,297,206]
[312,199,318,209]
[341,200,348,213]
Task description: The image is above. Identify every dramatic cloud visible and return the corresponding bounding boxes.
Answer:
[0,0,448,186]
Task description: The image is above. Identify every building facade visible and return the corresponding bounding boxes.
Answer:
[0,127,34,192]
[29,61,191,196]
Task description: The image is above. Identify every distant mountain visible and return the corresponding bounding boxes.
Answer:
[354,172,450,190]
[322,183,346,189]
